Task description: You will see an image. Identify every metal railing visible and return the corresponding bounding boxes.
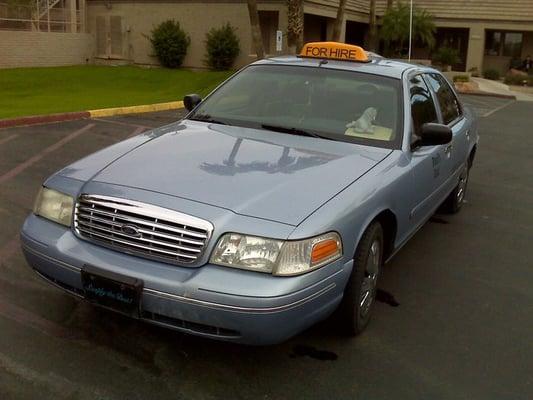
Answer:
[0,2,81,32]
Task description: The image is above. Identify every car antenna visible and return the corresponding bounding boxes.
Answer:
[318,59,329,67]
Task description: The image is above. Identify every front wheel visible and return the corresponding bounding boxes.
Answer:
[338,222,384,336]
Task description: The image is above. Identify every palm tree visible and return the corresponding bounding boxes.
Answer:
[247,0,264,58]
[287,0,304,53]
[332,0,347,42]
[367,0,378,51]
[380,2,435,57]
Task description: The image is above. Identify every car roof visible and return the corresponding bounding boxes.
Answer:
[252,55,439,80]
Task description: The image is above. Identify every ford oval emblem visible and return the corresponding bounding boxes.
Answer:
[121,224,141,237]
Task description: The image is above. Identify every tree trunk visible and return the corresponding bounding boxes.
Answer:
[247,0,264,59]
[287,0,304,53]
[368,0,378,51]
[383,0,394,56]
[332,0,347,42]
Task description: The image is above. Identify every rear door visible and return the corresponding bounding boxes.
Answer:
[424,73,469,192]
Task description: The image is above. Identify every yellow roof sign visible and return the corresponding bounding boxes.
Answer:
[300,42,369,63]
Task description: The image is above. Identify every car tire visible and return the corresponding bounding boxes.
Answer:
[440,164,469,214]
[338,221,384,336]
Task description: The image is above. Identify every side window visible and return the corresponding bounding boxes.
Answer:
[425,73,462,125]
[409,75,438,138]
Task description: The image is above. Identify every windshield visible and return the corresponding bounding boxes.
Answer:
[188,65,403,148]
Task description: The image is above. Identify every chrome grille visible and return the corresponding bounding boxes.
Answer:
[74,195,213,265]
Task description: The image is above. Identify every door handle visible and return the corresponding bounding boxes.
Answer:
[466,130,471,141]
[444,144,452,157]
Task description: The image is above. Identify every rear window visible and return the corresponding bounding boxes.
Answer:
[189,65,403,149]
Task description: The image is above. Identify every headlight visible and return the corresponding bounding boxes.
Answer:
[33,187,74,227]
[210,232,342,276]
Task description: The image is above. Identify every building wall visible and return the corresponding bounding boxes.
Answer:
[312,0,533,21]
[0,31,94,68]
[86,1,287,69]
[432,20,533,74]
[374,0,533,22]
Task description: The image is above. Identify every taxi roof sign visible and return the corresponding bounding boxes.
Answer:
[299,42,369,63]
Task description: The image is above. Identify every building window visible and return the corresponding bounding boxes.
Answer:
[485,30,523,57]
[503,32,523,57]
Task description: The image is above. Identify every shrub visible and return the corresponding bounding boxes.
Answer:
[432,47,460,68]
[453,75,470,83]
[509,57,523,70]
[468,67,480,77]
[483,68,500,80]
[149,20,190,68]
[504,73,533,86]
[204,23,240,70]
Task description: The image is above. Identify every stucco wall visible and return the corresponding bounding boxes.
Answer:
[87,2,287,69]
[0,31,94,69]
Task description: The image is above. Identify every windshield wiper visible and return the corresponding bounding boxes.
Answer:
[261,124,330,140]
[188,114,227,125]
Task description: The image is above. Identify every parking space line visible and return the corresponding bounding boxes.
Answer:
[483,100,515,118]
[128,126,147,138]
[94,117,151,130]
[0,123,95,185]
[0,134,18,147]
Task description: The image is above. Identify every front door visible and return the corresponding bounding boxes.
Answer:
[95,15,124,59]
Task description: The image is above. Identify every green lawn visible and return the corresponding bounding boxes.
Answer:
[0,65,233,119]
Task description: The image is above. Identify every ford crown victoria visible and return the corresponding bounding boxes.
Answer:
[21,43,478,345]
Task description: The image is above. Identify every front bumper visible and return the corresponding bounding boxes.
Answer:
[21,214,353,345]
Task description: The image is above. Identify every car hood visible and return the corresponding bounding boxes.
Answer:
[85,121,392,226]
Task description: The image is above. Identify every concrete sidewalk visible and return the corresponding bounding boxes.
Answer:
[472,77,533,101]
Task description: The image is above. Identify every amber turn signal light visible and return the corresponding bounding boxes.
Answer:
[311,239,341,265]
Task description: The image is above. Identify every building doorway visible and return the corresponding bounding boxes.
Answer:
[95,15,124,59]
[304,14,330,43]
[345,21,367,46]
[434,28,469,71]
[258,11,279,55]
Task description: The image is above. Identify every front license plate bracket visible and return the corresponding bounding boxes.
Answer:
[81,265,143,317]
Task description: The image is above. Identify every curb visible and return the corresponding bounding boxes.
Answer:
[0,111,90,129]
[457,90,516,100]
[88,100,184,118]
[0,100,184,129]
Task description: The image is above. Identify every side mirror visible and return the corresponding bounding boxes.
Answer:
[184,94,202,112]
[415,123,452,148]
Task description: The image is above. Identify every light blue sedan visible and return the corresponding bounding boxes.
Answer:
[21,43,478,345]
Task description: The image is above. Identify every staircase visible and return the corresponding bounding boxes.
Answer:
[36,0,62,18]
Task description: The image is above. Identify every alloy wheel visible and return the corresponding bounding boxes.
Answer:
[359,240,380,319]
[456,167,469,204]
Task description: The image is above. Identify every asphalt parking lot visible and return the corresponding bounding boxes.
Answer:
[0,95,531,399]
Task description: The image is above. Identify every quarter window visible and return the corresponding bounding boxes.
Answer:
[425,74,462,125]
[409,75,438,138]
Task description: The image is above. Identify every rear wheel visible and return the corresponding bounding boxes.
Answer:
[339,222,383,336]
[440,164,469,214]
